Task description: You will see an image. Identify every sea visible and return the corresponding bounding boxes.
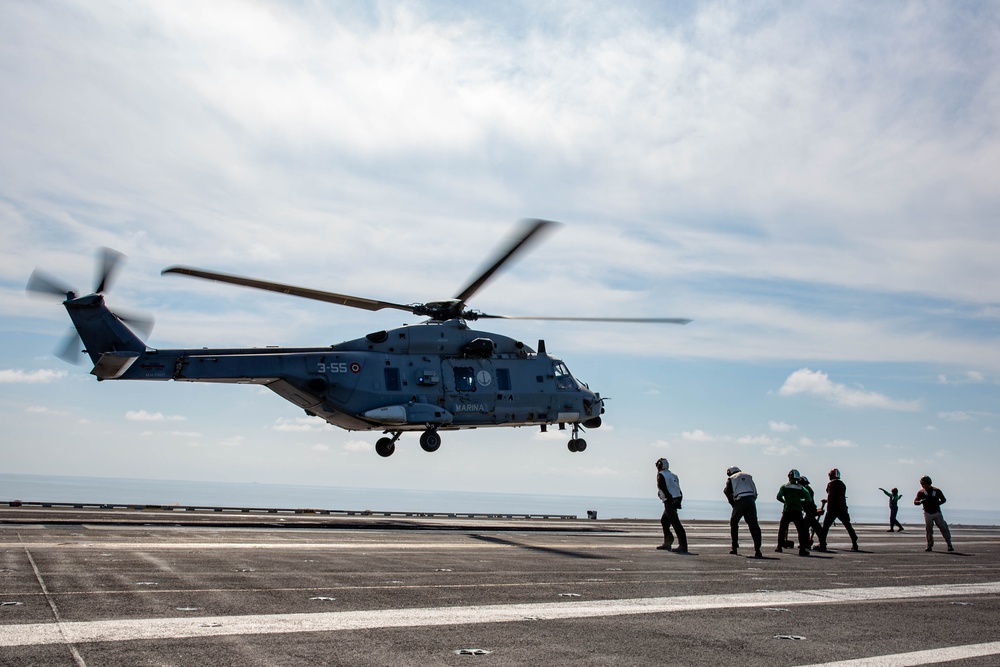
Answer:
[2,473,999,526]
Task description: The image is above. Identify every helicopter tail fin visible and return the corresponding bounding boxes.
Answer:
[64,294,148,377]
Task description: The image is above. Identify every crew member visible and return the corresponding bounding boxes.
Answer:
[914,475,953,552]
[776,469,811,556]
[655,458,688,553]
[724,466,762,558]
[880,486,904,532]
[818,468,859,552]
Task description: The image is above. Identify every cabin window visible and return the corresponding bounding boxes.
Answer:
[496,368,511,391]
[553,361,577,391]
[453,366,476,392]
[384,368,401,392]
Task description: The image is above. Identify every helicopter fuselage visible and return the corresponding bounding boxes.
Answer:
[80,306,603,455]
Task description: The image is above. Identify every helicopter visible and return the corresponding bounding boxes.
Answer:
[27,219,690,457]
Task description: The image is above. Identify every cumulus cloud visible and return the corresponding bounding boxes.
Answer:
[0,369,67,383]
[938,371,985,385]
[938,411,972,421]
[126,410,186,421]
[273,416,328,432]
[778,368,920,411]
[343,440,371,452]
[737,434,778,446]
[681,429,714,442]
[769,420,797,432]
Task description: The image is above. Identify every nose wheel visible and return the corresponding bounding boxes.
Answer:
[375,431,401,458]
[567,423,587,452]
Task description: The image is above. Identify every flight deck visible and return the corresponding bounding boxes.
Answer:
[2,505,1000,666]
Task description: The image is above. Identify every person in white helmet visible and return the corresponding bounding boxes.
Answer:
[724,466,762,558]
[818,468,859,552]
[655,458,688,553]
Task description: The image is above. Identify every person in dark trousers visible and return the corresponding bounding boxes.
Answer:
[655,458,688,553]
[914,475,953,552]
[724,466,762,558]
[776,469,811,556]
[817,468,859,552]
[879,486,904,532]
[799,475,825,548]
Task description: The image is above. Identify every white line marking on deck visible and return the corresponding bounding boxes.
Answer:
[796,641,1000,666]
[2,581,998,648]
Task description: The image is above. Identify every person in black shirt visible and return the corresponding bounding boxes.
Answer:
[817,468,859,552]
[914,475,953,552]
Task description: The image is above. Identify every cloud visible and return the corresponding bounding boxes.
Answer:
[343,440,371,452]
[0,369,67,383]
[126,410,186,422]
[778,368,920,411]
[273,416,328,432]
[769,420,797,432]
[938,371,985,385]
[737,434,778,446]
[824,438,857,448]
[938,411,971,421]
[681,429,714,442]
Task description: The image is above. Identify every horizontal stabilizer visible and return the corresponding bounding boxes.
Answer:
[91,352,140,380]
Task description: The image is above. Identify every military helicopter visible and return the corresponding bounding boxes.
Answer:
[27,220,689,457]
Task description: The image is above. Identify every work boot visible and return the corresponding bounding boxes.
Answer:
[851,543,859,552]
[656,543,672,551]
[774,546,783,553]
[947,544,954,552]
[798,549,810,556]
[754,550,763,559]
[730,549,738,555]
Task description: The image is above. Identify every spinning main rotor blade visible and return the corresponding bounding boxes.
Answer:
[476,314,692,324]
[453,218,558,305]
[161,266,416,314]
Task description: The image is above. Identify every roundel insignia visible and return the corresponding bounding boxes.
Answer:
[477,370,492,386]
[350,362,362,373]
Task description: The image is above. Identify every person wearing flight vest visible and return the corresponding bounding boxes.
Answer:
[776,469,811,556]
[724,466,762,558]
[655,458,688,553]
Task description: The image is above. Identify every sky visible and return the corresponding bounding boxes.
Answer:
[2,1,999,511]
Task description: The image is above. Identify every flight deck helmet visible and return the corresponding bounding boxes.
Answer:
[788,469,800,482]
[829,468,841,480]
[656,458,668,471]
[726,466,741,476]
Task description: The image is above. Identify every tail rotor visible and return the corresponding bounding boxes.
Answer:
[26,248,153,364]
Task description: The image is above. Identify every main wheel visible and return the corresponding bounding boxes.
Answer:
[420,430,441,452]
[574,438,587,452]
[567,439,579,452]
[375,437,396,458]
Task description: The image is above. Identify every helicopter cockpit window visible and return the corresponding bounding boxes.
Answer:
[453,366,476,392]
[553,361,577,391]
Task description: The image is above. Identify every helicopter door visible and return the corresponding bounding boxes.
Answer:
[442,359,497,423]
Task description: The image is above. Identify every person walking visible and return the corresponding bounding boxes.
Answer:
[914,475,953,552]
[817,468,859,552]
[724,466,762,558]
[655,458,688,553]
[879,486,904,532]
[776,469,811,556]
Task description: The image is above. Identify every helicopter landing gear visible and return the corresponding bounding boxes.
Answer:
[419,429,442,453]
[375,431,402,458]
[567,424,587,452]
